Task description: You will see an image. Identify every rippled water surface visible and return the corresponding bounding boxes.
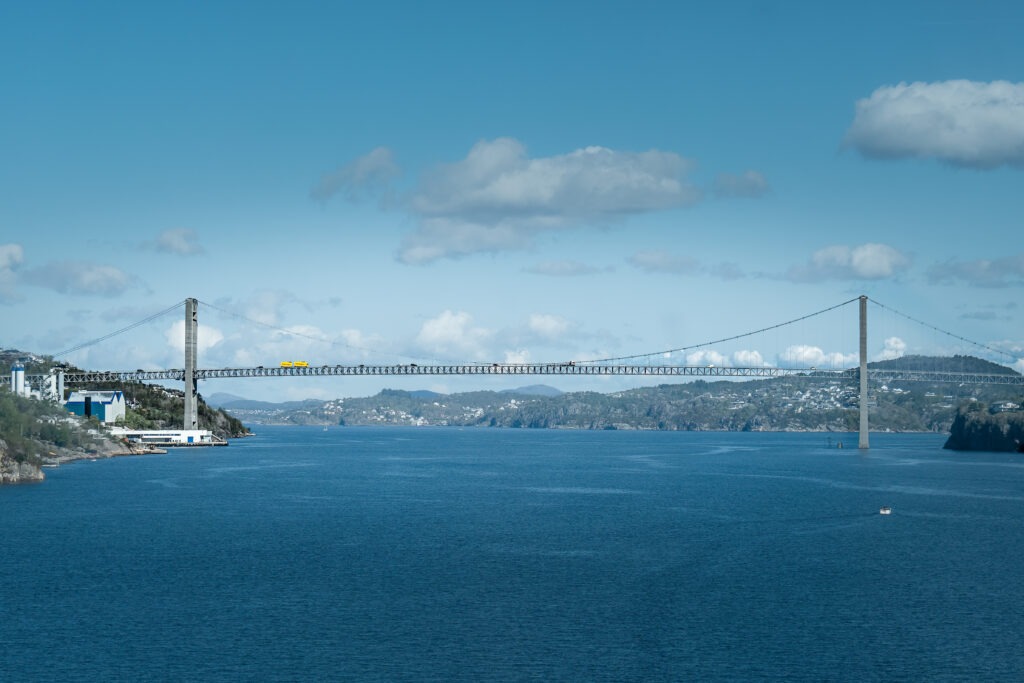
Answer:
[3,428,1023,681]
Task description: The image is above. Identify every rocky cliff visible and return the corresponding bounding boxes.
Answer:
[0,439,44,484]
[944,404,1024,452]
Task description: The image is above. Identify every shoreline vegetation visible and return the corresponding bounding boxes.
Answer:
[1,437,167,485]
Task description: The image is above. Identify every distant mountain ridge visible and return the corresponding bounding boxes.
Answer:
[203,392,248,408]
[212,398,326,411]
[500,384,563,397]
[211,384,563,408]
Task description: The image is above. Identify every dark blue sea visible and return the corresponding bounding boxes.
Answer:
[3,427,1024,681]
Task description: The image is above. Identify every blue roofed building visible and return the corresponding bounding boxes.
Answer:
[65,390,126,424]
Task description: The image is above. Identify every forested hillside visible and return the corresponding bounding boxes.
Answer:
[0,390,109,466]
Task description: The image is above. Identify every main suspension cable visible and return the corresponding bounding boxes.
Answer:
[579,297,861,364]
[868,298,1018,361]
[52,300,188,358]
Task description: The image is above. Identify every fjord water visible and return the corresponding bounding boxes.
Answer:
[3,428,1023,681]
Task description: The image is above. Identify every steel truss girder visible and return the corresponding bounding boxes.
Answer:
[4,365,1016,385]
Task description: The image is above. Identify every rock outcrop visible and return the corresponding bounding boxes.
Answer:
[944,405,1024,452]
[0,440,44,484]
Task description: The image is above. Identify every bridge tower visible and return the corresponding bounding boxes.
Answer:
[184,298,199,430]
[858,295,869,449]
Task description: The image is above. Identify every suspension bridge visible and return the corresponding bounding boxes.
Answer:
[4,296,1022,450]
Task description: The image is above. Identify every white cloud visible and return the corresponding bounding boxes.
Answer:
[627,250,700,275]
[528,314,570,340]
[243,291,303,326]
[779,345,857,368]
[988,339,1023,355]
[504,349,531,364]
[311,146,400,202]
[399,138,701,263]
[415,310,493,360]
[335,329,386,356]
[927,253,1024,288]
[22,261,138,296]
[154,228,204,255]
[0,243,22,270]
[0,243,24,303]
[398,218,533,264]
[672,349,770,367]
[709,262,746,281]
[845,80,1024,169]
[165,319,225,355]
[787,243,909,282]
[208,290,306,328]
[874,336,906,361]
[685,349,729,366]
[981,340,1024,375]
[222,324,356,369]
[732,349,769,367]
[713,170,770,198]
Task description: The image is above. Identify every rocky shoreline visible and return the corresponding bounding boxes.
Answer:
[1,438,167,485]
[0,457,45,484]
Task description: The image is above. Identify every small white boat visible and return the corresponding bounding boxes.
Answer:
[879,506,892,515]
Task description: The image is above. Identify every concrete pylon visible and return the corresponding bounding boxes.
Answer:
[858,295,869,449]
[184,298,199,430]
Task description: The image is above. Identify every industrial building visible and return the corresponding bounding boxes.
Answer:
[7,362,64,402]
[9,363,26,397]
[65,390,127,424]
[7,363,227,448]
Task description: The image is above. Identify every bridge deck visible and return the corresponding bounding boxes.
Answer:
[7,364,1023,385]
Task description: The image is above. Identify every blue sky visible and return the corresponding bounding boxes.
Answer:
[2,1,1022,401]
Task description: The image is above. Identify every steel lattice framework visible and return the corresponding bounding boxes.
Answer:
[8,364,1022,385]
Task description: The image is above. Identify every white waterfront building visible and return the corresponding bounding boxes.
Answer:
[108,427,226,447]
